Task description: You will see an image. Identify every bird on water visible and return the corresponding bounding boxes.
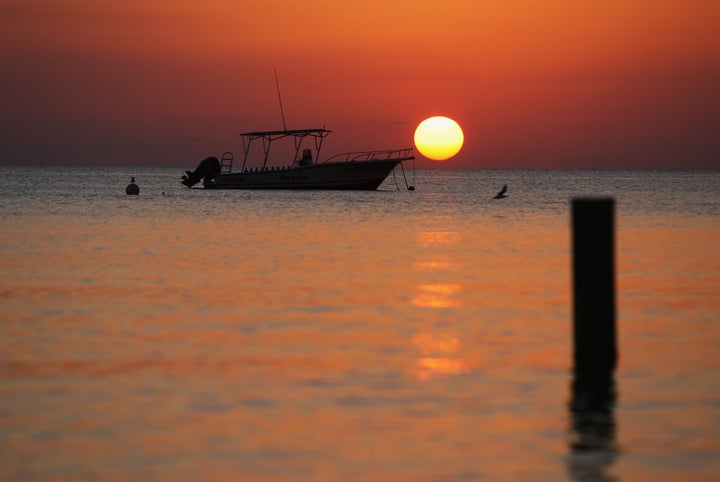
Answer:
[493,184,508,200]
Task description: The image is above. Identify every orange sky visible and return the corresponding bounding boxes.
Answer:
[1,0,719,168]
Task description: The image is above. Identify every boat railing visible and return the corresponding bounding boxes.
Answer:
[322,148,414,163]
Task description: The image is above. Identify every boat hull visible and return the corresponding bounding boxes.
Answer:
[204,159,403,190]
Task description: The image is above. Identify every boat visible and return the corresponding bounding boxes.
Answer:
[181,128,415,190]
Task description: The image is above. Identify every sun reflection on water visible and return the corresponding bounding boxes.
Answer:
[412,260,454,271]
[416,229,460,247]
[412,283,463,308]
[412,226,472,379]
[412,333,472,380]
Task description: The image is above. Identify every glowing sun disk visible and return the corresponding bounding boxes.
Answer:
[414,116,464,161]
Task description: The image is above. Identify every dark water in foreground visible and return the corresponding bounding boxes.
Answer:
[1,167,718,481]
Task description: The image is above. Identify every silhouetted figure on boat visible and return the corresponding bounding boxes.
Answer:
[126,177,139,195]
[297,149,314,167]
[493,184,508,199]
[182,156,221,187]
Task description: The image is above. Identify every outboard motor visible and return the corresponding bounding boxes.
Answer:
[181,156,221,187]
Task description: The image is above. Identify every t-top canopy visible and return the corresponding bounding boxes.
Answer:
[240,128,331,139]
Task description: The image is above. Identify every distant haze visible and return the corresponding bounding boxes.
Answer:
[2,0,719,169]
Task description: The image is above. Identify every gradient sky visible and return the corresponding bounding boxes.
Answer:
[1,0,719,168]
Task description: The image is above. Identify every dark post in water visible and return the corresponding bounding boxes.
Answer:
[572,198,617,370]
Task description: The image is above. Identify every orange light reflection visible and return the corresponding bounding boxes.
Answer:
[412,283,462,308]
[413,333,471,380]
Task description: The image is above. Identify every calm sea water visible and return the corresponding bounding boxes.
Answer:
[1,167,718,481]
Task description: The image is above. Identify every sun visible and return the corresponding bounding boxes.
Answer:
[414,116,464,161]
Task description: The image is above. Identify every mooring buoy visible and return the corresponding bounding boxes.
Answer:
[126,177,140,195]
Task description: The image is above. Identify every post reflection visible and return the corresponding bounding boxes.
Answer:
[567,367,619,482]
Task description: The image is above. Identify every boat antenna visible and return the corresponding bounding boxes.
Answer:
[274,68,287,132]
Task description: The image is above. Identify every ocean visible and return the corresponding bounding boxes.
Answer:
[1,167,718,481]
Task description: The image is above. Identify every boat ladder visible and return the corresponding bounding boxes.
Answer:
[220,152,234,174]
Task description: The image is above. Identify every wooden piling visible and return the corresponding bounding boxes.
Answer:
[572,198,616,370]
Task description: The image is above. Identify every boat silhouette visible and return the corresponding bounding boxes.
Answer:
[182,128,414,190]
